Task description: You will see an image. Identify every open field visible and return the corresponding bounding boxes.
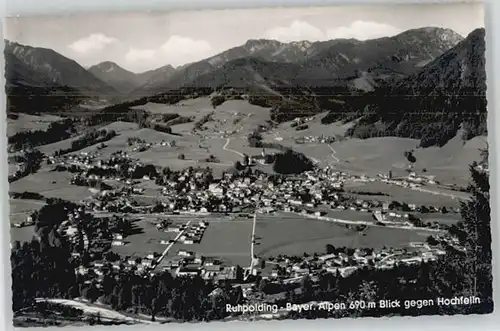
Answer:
[270,115,352,140]
[7,113,63,137]
[9,199,46,214]
[262,114,485,186]
[171,216,253,267]
[107,212,429,266]
[10,225,37,243]
[344,181,465,208]
[134,99,214,118]
[69,126,241,174]
[110,219,177,258]
[284,134,481,187]
[223,138,282,158]
[9,163,18,176]
[10,168,93,202]
[131,138,240,166]
[254,213,429,257]
[417,213,461,225]
[326,134,484,185]
[206,99,272,135]
[129,179,163,204]
[9,199,46,225]
[41,187,96,202]
[135,98,271,137]
[77,127,178,157]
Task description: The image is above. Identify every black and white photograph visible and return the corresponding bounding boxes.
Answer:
[4,1,492,327]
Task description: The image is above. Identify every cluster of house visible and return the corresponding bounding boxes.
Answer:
[295,135,336,144]
[293,116,315,124]
[48,151,97,168]
[12,215,35,228]
[239,242,448,302]
[74,249,238,284]
[475,163,489,173]
[84,196,141,214]
[50,150,153,178]
[152,167,346,215]
[158,220,209,245]
[377,171,438,186]
[53,207,91,250]
[373,172,439,190]
[76,253,161,281]
[110,233,126,247]
[69,218,456,289]
[138,165,456,230]
[249,243,447,287]
[130,142,151,153]
[23,144,467,294]
[162,250,239,280]
[158,140,176,147]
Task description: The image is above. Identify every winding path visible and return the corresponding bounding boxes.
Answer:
[327,144,340,163]
[410,186,470,201]
[223,138,245,158]
[34,298,156,324]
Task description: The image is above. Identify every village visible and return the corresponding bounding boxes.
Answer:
[14,145,462,229]
[10,142,465,307]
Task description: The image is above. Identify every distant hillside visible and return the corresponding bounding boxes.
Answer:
[299,27,463,90]
[5,51,53,88]
[130,39,329,96]
[88,61,141,93]
[340,28,486,147]
[188,57,302,89]
[130,65,177,95]
[5,40,117,95]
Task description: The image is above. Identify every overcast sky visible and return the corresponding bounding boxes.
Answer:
[4,3,484,73]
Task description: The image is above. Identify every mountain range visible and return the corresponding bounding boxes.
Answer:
[4,26,485,106]
[4,26,465,98]
[130,27,464,96]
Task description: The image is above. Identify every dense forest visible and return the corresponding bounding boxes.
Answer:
[317,93,488,147]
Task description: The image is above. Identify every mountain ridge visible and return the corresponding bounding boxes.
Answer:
[131,26,464,96]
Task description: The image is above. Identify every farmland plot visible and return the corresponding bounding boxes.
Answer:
[7,113,63,137]
[254,213,429,257]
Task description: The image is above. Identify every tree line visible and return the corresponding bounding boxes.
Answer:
[53,129,117,156]
[8,119,75,151]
